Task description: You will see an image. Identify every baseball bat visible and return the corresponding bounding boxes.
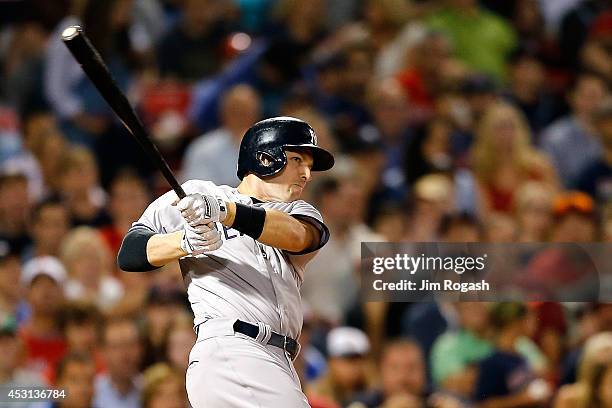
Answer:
[61,25,186,199]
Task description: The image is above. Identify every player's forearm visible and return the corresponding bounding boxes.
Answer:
[118,227,187,271]
[222,202,314,252]
[146,231,188,266]
[259,209,314,252]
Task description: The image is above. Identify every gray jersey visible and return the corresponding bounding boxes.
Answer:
[133,180,328,340]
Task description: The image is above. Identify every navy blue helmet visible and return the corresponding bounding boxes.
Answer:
[237,117,334,180]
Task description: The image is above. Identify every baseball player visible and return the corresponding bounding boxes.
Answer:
[118,117,334,407]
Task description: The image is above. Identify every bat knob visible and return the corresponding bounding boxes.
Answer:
[61,25,82,41]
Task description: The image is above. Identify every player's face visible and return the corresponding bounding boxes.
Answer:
[265,150,313,202]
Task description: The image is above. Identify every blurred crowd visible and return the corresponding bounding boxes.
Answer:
[0,0,612,407]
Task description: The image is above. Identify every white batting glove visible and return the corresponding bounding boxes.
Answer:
[181,223,223,255]
[177,193,228,226]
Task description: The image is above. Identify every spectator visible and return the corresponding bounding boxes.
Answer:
[47,353,96,408]
[362,78,413,201]
[349,339,427,408]
[581,12,612,84]
[460,73,500,127]
[0,316,44,390]
[99,170,151,259]
[294,311,328,386]
[44,0,137,147]
[307,327,373,407]
[268,0,328,62]
[94,317,143,408]
[0,173,32,254]
[484,212,519,242]
[141,363,188,408]
[181,84,262,186]
[18,109,68,198]
[427,0,517,81]
[540,73,608,188]
[585,362,612,408]
[604,204,612,242]
[360,0,419,78]
[537,0,583,36]
[475,302,552,407]
[513,181,556,242]
[472,102,558,215]
[438,212,483,242]
[188,39,305,131]
[371,202,410,242]
[26,198,69,260]
[163,313,195,372]
[18,256,67,381]
[529,302,568,382]
[550,191,598,242]
[59,302,105,375]
[0,243,26,324]
[60,227,124,312]
[406,173,456,242]
[157,0,231,82]
[309,44,375,147]
[404,119,454,185]
[57,147,109,227]
[558,0,612,69]
[396,30,454,124]
[402,301,456,377]
[431,302,492,401]
[575,98,612,203]
[141,287,188,368]
[1,21,48,110]
[504,48,564,136]
[510,0,559,68]
[555,332,612,407]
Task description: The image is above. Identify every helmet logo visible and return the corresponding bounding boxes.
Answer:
[256,151,275,167]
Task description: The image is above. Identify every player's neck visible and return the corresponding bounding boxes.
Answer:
[237,176,283,202]
[238,177,267,201]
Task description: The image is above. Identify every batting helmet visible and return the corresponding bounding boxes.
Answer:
[237,117,334,180]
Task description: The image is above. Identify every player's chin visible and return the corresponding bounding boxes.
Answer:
[288,185,304,200]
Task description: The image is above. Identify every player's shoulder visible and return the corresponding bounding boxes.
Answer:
[181,179,221,194]
[263,199,323,219]
[262,199,317,210]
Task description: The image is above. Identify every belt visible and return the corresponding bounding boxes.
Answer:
[233,320,301,361]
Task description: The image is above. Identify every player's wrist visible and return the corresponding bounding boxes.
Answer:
[179,229,192,255]
[221,201,236,227]
[228,202,266,240]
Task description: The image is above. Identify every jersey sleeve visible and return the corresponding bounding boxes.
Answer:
[261,200,330,255]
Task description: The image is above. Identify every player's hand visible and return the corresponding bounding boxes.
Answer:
[176,193,228,226]
[180,222,223,255]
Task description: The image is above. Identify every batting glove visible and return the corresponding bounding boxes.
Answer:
[177,193,228,226]
[181,223,223,255]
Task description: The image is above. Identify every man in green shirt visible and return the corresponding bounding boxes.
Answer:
[427,0,517,82]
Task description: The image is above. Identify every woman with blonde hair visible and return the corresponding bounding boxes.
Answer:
[471,102,558,215]
[555,332,612,408]
[142,363,188,408]
[61,226,123,312]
